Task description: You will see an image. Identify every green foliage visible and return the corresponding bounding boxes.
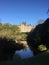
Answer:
[38,44,47,51]
[0,22,29,42]
[0,22,3,30]
[3,23,11,30]
[21,34,27,41]
[10,25,20,33]
[27,18,49,55]
[0,22,21,40]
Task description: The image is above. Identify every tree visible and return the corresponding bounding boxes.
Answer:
[27,18,49,55]
[38,20,44,24]
[10,25,20,34]
[22,21,26,25]
[0,22,3,30]
[3,23,11,30]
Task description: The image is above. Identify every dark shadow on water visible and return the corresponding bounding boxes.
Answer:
[15,48,34,59]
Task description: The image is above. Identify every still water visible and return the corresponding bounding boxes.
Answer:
[15,48,33,59]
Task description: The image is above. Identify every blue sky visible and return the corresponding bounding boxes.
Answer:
[0,0,49,26]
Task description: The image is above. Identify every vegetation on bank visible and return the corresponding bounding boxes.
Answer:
[0,22,27,41]
[0,22,28,61]
[0,52,49,65]
[27,18,49,55]
[0,37,26,61]
[0,18,49,63]
[24,52,49,65]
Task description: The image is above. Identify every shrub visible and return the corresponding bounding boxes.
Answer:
[27,18,49,55]
[0,37,24,61]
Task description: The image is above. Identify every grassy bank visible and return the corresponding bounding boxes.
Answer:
[24,51,49,65]
[0,52,49,65]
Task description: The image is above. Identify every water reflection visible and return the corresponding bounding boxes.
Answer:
[15,48,33,59]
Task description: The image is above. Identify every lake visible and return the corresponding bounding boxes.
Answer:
[15,48,34,59]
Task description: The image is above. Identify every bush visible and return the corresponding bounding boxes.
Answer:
[27,18,49,55]
[0,37,24,61]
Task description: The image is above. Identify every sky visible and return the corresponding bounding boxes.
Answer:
[0,0,49,26]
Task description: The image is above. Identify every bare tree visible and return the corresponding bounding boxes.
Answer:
[38,20,44,24]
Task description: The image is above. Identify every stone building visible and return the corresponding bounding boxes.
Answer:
[18,22,35,33]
